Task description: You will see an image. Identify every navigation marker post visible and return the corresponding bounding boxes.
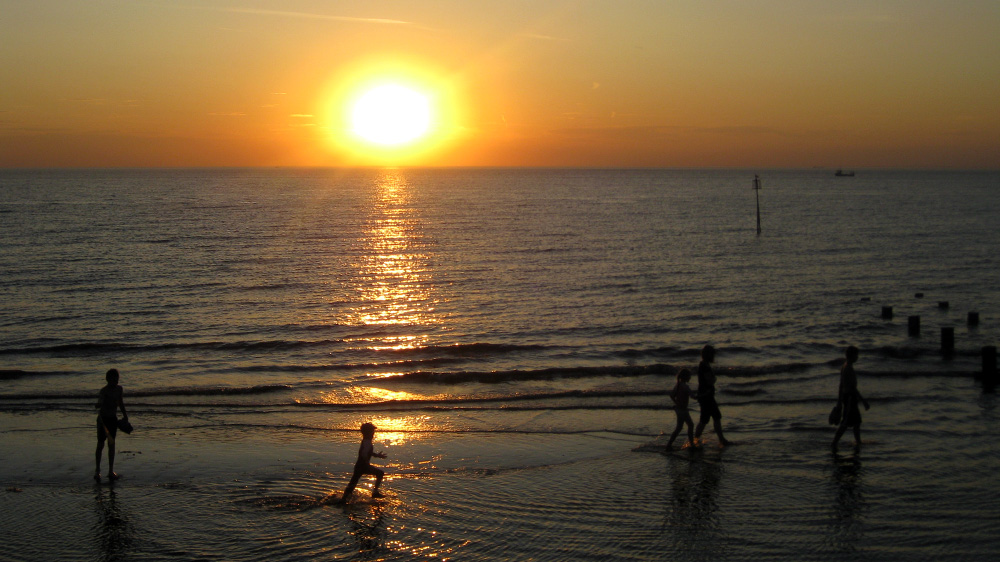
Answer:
[753,174,762,235]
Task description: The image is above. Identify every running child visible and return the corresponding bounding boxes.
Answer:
[339,422,387,502]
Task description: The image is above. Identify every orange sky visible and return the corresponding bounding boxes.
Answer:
[1,1,998,169]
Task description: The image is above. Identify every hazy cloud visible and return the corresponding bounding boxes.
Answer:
[180,5,413,26]
[523,33,570,42]
[551,124,791,139]
[822,11,895,24]
[64,98,142,107]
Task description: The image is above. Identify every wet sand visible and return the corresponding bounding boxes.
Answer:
[3,404,1000,561]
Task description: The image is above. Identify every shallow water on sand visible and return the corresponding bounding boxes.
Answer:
[4,380,1000,561]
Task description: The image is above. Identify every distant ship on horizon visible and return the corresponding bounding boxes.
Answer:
[835,169,855,177]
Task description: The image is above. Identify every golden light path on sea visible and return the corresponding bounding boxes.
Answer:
[349,169,438,330]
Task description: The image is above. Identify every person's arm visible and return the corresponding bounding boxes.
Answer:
[117,386,128,418]
[856,389,870,410]
[373,451,387,459]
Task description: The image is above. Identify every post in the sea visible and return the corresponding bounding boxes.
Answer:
[753,174,762,235]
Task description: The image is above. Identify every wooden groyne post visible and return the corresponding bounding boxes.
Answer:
[984,346,997,384]
[941,327,955,354]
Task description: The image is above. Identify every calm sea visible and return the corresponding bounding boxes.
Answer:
[2,168,999,561]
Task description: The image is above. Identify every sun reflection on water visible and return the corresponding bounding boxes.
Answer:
[349,170,438,331]
[366,335,423,351]
[357,414,436,446]
[362,387,419,403]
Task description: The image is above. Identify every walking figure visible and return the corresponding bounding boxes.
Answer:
[666,369,696,450]
[694,345,730,447]
[832,346,870,450]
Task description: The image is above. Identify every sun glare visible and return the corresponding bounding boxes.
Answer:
[351,84,431,146]
[321,60,465,164]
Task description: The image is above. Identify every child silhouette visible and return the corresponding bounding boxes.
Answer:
[339,422,387,502]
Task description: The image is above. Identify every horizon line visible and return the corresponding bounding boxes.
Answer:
[2,165,999,173]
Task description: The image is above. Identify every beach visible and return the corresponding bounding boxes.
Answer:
[3,168,1000,560]
[4,379,1000,561]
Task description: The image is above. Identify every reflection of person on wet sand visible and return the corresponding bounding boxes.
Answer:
[94,487,134,559]
[829,452,866,552]
[832,346,870,450]
[95,368,128,482]
[348,503,388,553]
[662,453,723,553]
[694,345,730,447]
[665,369,695,450]
[339,422,387,503]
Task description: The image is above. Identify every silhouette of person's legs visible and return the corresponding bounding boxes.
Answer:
[343,469,363,498]
[95,418,116,480]
[832,421,849,449]
[107,440,117,479]
[342,465,385,499]
[695,407,727,446]
[667,419,683,448]
[669,413,695,449]
[712,417,729,446]
[695,411,709,441]
[95,441,104,479]
[371,467,384,497]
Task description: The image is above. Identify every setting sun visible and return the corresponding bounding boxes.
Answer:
[350,84,431,146]
[322,62,466,165]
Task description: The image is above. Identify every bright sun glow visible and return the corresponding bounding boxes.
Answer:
[351,84,431,146]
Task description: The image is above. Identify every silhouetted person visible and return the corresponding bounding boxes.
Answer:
[95,368,128,481]
[340,422,387,502]
[666,369,695,450]
[832,346,870,450]
[694,345,730,446]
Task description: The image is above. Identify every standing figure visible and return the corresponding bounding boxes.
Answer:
[95,368,128,481]
[666,369,696,450]
[832,346,870,450]
[340,422,387,502]
[694,345,730,447]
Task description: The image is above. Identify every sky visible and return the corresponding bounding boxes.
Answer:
[1,0,998,169]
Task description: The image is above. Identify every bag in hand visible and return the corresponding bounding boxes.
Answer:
[117,417,134,434]
[828,404,842,425]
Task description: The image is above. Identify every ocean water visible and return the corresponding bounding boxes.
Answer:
[2,168,999,561]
